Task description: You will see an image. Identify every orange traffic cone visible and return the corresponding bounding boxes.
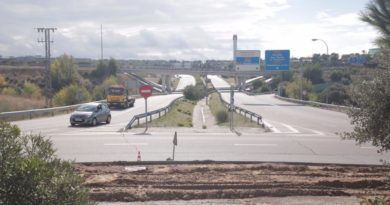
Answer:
[137,151,141,162]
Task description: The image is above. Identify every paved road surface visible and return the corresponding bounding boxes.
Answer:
[175,74,195,91]
[10,76,390,164]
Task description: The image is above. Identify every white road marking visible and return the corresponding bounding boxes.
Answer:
[234,144,278,147]
[282,123,300,133]
[104,143,148,146]
[262,120,281,133]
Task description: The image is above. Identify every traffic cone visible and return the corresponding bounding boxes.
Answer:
[137,151,141,162]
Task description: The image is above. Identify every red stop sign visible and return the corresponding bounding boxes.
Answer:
[139,85,153,98]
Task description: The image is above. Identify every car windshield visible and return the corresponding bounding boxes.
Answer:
[76,105,96,112]
[108,88,124,96]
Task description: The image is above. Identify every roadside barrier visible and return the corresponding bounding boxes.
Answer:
[274,95,352,113]
[0,100,106,121]
[216,90,264,127]
[126,95,183,129]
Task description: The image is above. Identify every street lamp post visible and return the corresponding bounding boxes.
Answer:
[312,38,329,55]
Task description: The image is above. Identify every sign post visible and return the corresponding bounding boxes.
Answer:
[230,86,234,131]
[172,131,177,160]
[139,85,153,133]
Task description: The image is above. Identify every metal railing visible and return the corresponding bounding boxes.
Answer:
[216,92,264,127]
[0,100,106,121]
[274,95,352,113]
[126,96,183,129]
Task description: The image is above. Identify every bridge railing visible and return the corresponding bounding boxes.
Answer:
[216,90,264,127]
[126,96,183,129]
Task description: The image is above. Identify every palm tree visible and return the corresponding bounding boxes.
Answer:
[360,0,390,49]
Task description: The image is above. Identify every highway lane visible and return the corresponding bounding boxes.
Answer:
[12,94,182,135]
[221,93,353,136]
[48,129,390,164]
[175,74,196,91]
[9,75,390,165]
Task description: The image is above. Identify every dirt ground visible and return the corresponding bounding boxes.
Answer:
[75,162,390,202]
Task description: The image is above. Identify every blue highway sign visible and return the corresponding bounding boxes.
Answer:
[265,50,290,71]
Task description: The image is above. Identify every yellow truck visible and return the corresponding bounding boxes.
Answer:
[106,85,135,108]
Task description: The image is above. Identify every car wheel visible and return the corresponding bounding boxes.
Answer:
[91,118,97,126]
[106,115,111,124]
[71,123,75,126]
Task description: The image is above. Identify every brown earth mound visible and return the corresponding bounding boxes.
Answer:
[75,162,390,202]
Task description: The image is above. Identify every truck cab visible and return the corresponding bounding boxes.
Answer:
[106,85,135,108]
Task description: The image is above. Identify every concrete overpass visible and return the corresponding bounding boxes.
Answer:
[120,65,284,90]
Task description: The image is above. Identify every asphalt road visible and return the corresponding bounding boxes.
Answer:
[10,75,390,165]
[175,74,196,91]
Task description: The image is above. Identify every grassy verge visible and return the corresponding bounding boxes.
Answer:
[209,92,261,128]
[144,98,196,127]
[0,94,45,112]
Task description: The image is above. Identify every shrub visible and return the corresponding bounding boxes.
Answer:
[183,85,206,101]
[216,110,228,123]
[2,87,17,95]
[0,121,95,205]
[53,84,92,106]
[23,81,42,99]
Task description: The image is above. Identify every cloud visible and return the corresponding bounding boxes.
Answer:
[0,0,376,60]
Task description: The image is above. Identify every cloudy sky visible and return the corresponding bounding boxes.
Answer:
[0,0,378,60]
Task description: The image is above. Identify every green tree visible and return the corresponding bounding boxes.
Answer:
[91,58,118,79]
[0,121,95,205]
[361,0,390,49]
[286,76,315,101]
[319,83,350,105]
[107,58,118,76]
[23,81,42,99]
[183,85,206,101]
[53,84,92,106]
[304,63,324,84]
[92,75,118,100]
[51,54,82,92]
[342,70,390,153]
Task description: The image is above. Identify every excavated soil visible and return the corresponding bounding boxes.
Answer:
[75,162,390,202]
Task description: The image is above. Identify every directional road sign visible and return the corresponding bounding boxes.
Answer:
[265,50,290,71]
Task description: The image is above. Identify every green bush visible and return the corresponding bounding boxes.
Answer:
[53,84,92,106]
[23,81,42,99]
[216,110,228,123]
[0,121,95,205]
[2,87,17,95]
[183,85,206,101]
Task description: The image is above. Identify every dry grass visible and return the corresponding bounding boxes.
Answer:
[0,94,45,112]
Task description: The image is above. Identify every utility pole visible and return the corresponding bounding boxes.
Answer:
[100,24,104,61]
[37,27,56,107]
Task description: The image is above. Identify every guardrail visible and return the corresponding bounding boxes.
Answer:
[126,96,183,129]
[274,95,352,113]
[0,100,106,121]
[216,91,264,127]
